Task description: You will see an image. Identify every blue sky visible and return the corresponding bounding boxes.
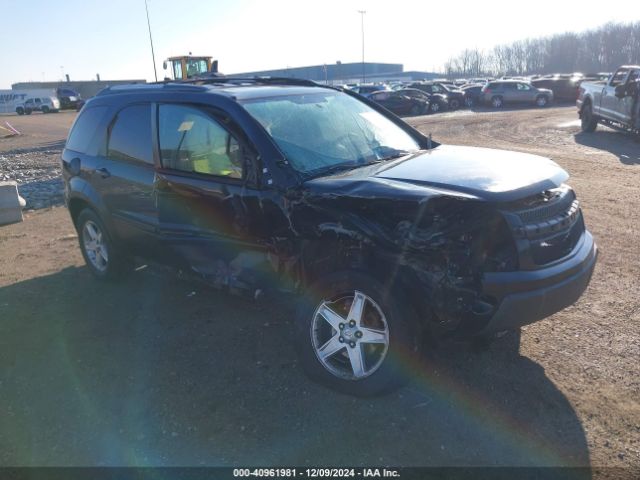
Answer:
[0,0,637,88]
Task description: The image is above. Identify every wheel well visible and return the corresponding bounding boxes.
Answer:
[68,198,92,229]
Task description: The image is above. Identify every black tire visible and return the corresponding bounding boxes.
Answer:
[25,109,32,115]
[429,101,441,113]
[42,106,50,114]
[580,102,598,132]
[449,98,460,110]
[16,107,24,115]
[535,95,549,108]
[491,96,504,108]
[295,270,421,396]
[76,209,131,280]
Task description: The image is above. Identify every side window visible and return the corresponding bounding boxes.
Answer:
[66,105,108,154]
[107,104,153,164]
[35,98,42,105]
[517,83,531,91]
[610,69,629,87]
[158,104,242,179]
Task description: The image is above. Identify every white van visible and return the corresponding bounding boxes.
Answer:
[0,89,60,114]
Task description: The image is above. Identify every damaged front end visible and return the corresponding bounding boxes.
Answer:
[392,197,519,337]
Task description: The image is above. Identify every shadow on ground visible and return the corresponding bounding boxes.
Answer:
[0,266,590,472]
[574,131,640,165]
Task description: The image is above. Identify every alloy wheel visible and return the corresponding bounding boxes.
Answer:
[82,220,109,272]
[310,291,390,380]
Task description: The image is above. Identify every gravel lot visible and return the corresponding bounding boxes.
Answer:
[0,106,638,477]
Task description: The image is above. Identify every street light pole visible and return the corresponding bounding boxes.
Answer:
[358,10,366,83]
[144,0,158,82]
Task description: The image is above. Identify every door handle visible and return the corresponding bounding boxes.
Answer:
[96,167,111,178]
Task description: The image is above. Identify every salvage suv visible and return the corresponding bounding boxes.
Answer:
[62,78,597,396]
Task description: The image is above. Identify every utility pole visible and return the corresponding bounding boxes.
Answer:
[358,10,366,83]
[144,0,158,82]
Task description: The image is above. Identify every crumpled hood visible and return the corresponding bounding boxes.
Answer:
[373,145,568,201]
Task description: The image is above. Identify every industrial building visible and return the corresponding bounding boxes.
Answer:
[228,62,438,84]
[11,79,146,100]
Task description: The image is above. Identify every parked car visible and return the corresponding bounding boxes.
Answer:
[409,82,465,109]
[397,88,448,113]
[369,90,429,116]
[461,85,483,108]
[481,80,554,108]
[531,77,581,102]
[16,96,60,115]
[57,88,82,110]
[577,65,640,134]
[62,78,597,396]
[350,84,390,98]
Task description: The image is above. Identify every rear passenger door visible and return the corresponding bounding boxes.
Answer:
[94,103,159,256]
[154,103,270,287]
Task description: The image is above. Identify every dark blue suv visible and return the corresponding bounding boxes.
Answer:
[62,78,597,396]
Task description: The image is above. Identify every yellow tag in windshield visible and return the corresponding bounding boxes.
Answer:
[178,121,194,132]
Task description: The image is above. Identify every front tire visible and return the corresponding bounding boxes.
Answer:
[535,95,549,107]
[42,106,50,114]
[16,107,24,115]
[580,103,598,132]
[76,209,131,280]
[449,98,460,110]
[491,96,504,108]
[429,101,441,113]
[295,271,420,396]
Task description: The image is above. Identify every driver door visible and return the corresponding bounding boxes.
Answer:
[154,103,271,290]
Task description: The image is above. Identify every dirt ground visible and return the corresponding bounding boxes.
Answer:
[0,106,638,476]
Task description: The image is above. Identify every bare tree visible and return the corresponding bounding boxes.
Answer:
[442,21,640,78]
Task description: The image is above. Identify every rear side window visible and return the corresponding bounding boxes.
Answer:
[107,104,153,164]
[66,105,108,154]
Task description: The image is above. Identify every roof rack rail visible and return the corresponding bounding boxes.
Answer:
[153,75,320,87]
[96,82,210,96]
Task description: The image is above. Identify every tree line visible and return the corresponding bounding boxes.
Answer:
[444,22,640,78]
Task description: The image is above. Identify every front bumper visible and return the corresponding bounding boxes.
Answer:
[477,231,597,335]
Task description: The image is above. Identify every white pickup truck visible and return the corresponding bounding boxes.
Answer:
[577,65,640,134]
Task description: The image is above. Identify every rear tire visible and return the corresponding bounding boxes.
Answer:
[491,96,504,108]
[580,103,598,132]
[449,98,460,110]
[16,107,24,115]
[295,271,421,396]
[42,106,50,114]
[76,209,131,281]
[429,101,441,113]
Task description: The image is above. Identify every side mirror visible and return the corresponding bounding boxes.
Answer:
[614,84,626,98]
[162,61,167,70]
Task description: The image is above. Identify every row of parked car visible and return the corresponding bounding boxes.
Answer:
[345,72,611,117]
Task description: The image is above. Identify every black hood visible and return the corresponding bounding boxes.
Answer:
[304,145,569,203]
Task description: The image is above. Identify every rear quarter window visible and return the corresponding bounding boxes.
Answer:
[66,105,108,155]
